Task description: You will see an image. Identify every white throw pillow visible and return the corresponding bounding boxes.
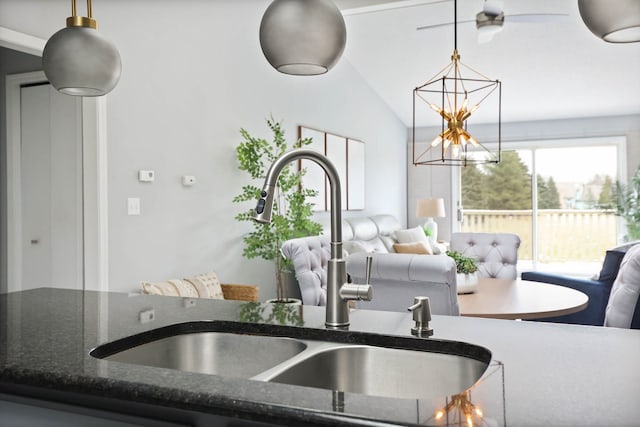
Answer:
[141,279,198,297]
[141,272,225,300]
[394,226,429,245]
[185,272,225,300]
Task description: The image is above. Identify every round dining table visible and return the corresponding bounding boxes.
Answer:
[457,278,589,320]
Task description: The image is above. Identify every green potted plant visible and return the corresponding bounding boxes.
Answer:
[616,166,640,241]
[233,118,322,303]
[446,250,479,294]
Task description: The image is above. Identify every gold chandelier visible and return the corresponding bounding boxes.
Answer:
[433,390,485,426]
[412,0,501,166]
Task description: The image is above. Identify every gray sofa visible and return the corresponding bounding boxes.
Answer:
[281,214,459,315]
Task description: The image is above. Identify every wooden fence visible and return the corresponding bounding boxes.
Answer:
[461,210,618,262]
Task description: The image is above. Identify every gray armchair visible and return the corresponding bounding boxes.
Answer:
[450,232,521,279]
[280,235,330,306]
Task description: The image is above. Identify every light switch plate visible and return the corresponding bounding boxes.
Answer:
[127,197,141,215]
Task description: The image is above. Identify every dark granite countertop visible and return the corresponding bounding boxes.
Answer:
[1,288,639,426]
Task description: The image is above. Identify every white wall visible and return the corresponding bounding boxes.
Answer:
[408,114,640,240]
[0,1,407,297]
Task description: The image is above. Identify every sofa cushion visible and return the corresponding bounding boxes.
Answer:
[370,214,402,236]
[346,216,389,253]
[370,214,402,252]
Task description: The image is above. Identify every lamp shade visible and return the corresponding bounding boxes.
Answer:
[416,198,446,218]
[578,0,640,43]
[43,26,121,96]
[259,0,347,75]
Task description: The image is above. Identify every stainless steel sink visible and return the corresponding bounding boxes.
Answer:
[100,332,307,378]
[262,344,487,400]
[91,321,491,400]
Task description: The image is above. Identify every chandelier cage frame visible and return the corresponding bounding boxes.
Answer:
[412,0,502,167]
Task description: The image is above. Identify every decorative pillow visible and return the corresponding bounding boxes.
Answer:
[393,241,433,255]
[141,272,225,300]
[394,226,429,245]
[141,279,197,297]
[597,250,627,284]
[184,272,225,300]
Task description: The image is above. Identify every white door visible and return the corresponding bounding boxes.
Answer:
[19,83,83,290]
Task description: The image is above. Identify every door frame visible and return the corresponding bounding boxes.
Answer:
[3,27,108,292]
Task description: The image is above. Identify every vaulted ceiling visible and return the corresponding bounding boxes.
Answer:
[334,0,640,127]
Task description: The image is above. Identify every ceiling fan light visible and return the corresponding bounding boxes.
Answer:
[43,26,121,96]
[259,0,347,76]
[578,0,640,43]
[475,11,504,32]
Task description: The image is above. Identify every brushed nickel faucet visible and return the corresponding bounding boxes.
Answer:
[254,148,372,329]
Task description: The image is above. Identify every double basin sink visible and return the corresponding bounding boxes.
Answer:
[90,321,491,400]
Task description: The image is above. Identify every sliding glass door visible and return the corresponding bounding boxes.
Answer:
[459,138,623,275]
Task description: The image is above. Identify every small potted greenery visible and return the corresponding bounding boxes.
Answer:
[446,250,479,294]
[233,117,322,303]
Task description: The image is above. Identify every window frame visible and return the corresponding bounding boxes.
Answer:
[453,136,627,271]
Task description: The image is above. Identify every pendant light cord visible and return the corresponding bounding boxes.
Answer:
[454,0,457,51]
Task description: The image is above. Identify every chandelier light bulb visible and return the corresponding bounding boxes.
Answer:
[452,144,460,158]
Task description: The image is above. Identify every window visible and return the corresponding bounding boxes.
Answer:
[458,137,625,275]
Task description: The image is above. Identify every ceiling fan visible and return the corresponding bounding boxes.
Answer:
[416,0,569,43]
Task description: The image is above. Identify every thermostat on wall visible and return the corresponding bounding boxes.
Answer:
[182,175,196,186]
[138,170,155,182]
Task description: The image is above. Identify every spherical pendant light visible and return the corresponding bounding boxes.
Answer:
[43,1,121,96]
[259,0,347,75]
[578,0,640,43]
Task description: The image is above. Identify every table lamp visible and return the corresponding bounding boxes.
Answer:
[416,198,445,246]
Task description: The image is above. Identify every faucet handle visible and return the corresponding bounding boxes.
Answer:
[339,255,374,302]
[365,255,372,285]
[408,296,433,337]
[340,283,373,301]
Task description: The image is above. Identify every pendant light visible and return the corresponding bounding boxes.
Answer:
[259,0,347,75]
[43,0,121,96]
[412,0,501,166]
[578,0,640,43]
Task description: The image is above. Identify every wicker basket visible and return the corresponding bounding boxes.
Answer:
[221,284,259,302]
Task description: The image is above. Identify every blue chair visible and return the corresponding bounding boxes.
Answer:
[521,244,639,328]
